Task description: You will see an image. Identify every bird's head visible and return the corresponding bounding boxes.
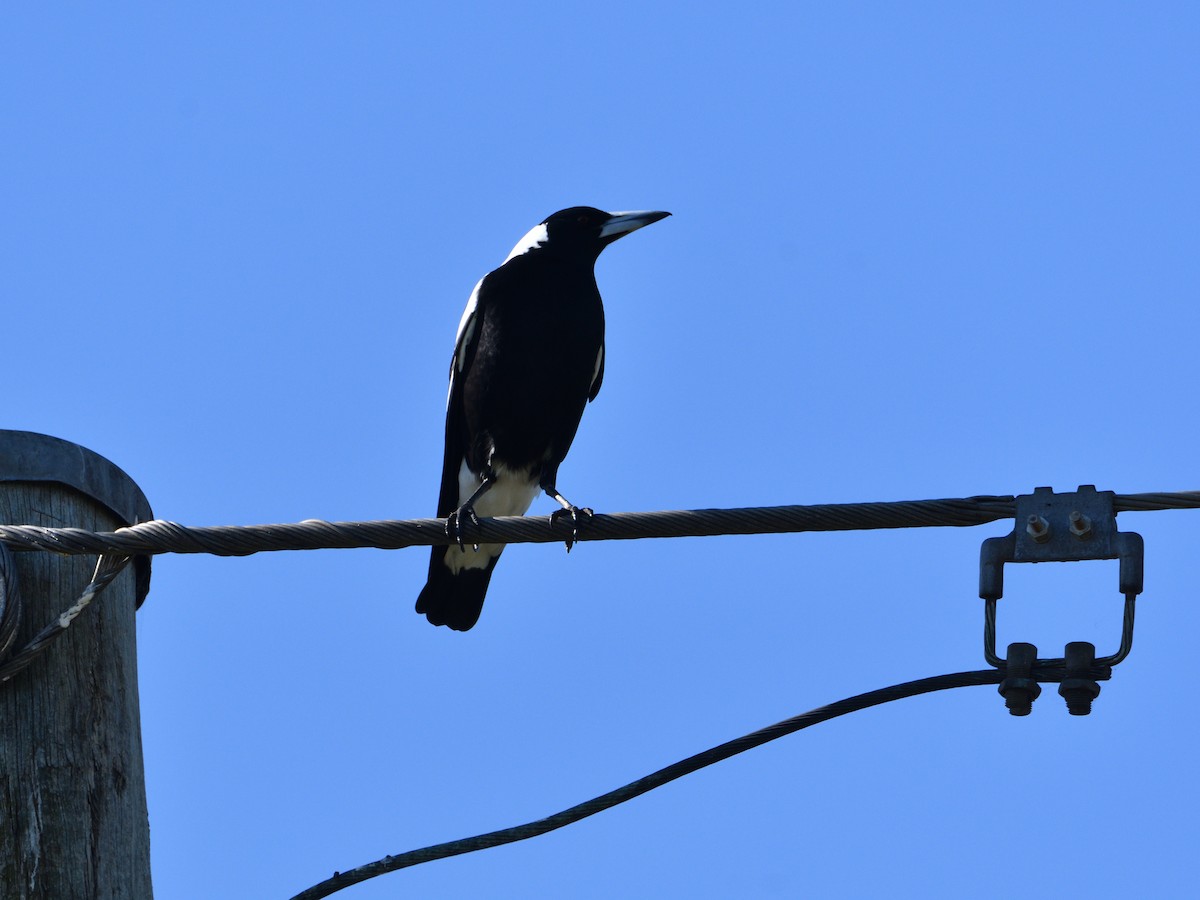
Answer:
[503,207,671,264]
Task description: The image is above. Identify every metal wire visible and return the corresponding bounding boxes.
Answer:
[0,542,19,661]
[0,487,1189,686]
[0,490,1194,559]
[0,555,131,683]
[288,669,1006,900]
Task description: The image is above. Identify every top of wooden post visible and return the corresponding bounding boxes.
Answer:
[0,429,153,526]
[0,429,154,605]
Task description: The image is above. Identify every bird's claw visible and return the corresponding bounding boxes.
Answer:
[550,506,593,552]
[445,506,481,552]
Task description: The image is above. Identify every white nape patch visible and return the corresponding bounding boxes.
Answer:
[445,459,540,573]
[502,222,549,263]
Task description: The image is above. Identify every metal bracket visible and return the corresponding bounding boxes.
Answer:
[979,486,1144,669]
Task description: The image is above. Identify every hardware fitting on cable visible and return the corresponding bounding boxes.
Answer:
[980,485,1144,716]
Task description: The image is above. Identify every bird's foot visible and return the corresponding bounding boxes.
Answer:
[445,505,481,552]
[549,505,593,552]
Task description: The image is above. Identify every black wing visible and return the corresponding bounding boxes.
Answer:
[436,278,486,517]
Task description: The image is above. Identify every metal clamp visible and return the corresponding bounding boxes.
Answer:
[979,485,1144,670]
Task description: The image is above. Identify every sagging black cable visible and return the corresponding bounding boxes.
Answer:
[288,668,1004,900]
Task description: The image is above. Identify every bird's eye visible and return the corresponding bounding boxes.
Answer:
[577,214,590,224]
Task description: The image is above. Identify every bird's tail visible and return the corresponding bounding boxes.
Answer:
[415,547,500,631]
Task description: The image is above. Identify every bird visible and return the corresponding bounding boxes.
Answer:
[415,206,671,631]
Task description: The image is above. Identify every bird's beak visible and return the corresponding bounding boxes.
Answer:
[599,210,671,243]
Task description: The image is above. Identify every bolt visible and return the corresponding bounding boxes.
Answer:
[1003,683,1039,716]
[1068,511,1092,539]
[1059,680,1100,715]
[1059,641,1100,716]
[1026,514,1051,543]
[999,642,1041,716]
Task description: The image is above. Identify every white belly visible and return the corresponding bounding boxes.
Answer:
[445,459,539,573]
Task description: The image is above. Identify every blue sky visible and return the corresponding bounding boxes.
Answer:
[4,3,1198,898]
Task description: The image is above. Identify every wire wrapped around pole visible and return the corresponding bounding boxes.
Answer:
[0,555,131,683]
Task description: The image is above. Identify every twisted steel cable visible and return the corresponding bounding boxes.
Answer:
[0,490,1195,559]
[0,489,1195,684]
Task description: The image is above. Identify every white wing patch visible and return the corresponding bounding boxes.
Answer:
[502,222,549,263]
[455,280,482,351]
[448,218,549,406]
[591,345,604,393]
[448,280,483,407]
[445,459,540,573]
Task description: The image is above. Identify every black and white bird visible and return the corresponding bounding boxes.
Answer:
[416,206,671,631]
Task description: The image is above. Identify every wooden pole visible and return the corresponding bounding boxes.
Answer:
[0,431,153,899]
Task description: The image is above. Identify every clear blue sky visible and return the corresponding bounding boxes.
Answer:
[4,4,1198,898]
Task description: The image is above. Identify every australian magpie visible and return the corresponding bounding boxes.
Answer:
[415,206,671,631]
